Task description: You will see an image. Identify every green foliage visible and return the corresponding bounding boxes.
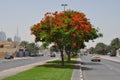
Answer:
[94,43,108,55]
[19,41,29,48]
[26,43,39,53]
[50,45,59,52]
[20,41,39,54]
[86,27,103,42]
[89,38,120,55]
[88,47,95,54]
[110,38,120,51]
[42,42,49,48]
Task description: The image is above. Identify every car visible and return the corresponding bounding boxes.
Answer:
[5,55,14,59]
[38,52,44,56]
[30,53,38,57]
[91,55,101,62]
[50,53,56,57]
[39,54,44,56]
[109,52,116,57]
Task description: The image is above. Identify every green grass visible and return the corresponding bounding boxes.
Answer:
[2,59,77,80]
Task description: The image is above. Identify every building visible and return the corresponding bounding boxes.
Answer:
[14,35,21,42]
[0,29,21,58]
[116,48,120,57]
[0,31,6,41]
[14,27,21,43]
[0,41,19,58]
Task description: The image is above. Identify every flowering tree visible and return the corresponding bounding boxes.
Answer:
[31,10,102,65]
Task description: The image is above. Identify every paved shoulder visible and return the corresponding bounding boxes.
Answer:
[100,56,120,63]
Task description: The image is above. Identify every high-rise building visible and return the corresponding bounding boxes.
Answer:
[14,35,21,42]
[0,31,6,41]
[14,27,21,42]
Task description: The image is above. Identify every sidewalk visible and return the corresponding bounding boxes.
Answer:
[100,55,120,63]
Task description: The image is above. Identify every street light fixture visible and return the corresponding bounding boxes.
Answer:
[61,4,67,11]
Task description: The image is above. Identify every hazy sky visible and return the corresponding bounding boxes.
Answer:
[0,0,120,48]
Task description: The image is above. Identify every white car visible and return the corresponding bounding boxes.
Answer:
[91,55,101,62]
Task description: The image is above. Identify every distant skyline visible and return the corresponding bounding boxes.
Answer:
[0,0,120,48]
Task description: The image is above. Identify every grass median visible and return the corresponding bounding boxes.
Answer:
[2,58,78,80]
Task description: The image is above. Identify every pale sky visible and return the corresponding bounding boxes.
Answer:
[0,0,120,48]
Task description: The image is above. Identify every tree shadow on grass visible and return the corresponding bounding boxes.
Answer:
[35,60,81,70]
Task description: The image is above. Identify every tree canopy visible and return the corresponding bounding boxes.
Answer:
[30,10,102,65]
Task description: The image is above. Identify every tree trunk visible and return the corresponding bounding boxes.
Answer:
[67,51,71,62]
[60,49,64,66]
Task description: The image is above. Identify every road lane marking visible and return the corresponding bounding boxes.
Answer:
[80,63,84,80]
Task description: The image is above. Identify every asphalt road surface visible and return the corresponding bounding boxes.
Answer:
[0,55,59,72]
[81,55,120,80]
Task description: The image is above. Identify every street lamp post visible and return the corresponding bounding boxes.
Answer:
[61,4,67,11]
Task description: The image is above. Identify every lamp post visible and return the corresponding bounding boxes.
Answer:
[61,4,67,11]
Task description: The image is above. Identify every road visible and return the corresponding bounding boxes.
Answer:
[0,55,58,72]
[81,55,120,80]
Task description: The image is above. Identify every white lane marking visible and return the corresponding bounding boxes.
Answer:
[80,66,84,80]
[80,75,83,78]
